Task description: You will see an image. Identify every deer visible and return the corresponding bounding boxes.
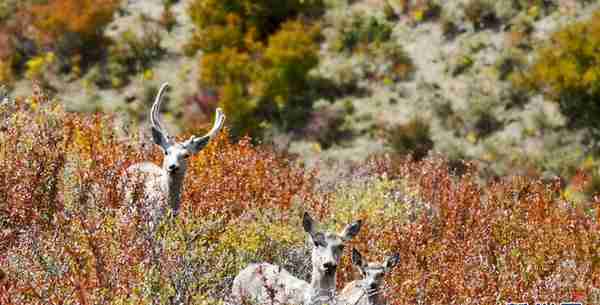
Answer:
[336,249,399,305]
[123,82,225,226]
[231,212,363,305]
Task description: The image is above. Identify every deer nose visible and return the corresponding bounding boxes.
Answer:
[368,282,377,290]
[168,164,179,172]
[323,262,337,272]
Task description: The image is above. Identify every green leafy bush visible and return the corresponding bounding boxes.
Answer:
[0,57,14,86]
[188,0,324,138]
[327,13,414,83]
[516,11,600,135]
[391,0,441,23]
[332,14,393,54]
[100,28,165,88]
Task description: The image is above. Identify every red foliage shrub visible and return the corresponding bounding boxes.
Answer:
[334,156,600,305]
[0,90,598,304]
[0,90,323,304]
[184,133,322,218]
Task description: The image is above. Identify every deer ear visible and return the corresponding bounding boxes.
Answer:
[303,213,324,246]
[186,136,210,154]
[384,253,400,271]
[352,248,366,275]
[303,212,316,235]
[351,248,363,267]
[340,219,362,241]
[151,126,170,151]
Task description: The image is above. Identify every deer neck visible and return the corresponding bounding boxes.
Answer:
[361,283,383,305]
[163,168,185,213]
[310,267,336,298]
[367,290,383,305]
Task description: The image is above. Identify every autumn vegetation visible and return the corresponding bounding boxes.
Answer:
[186,0,324,138]
[2,1,600,305]
[516,10,600,133]
[1,89,599,305]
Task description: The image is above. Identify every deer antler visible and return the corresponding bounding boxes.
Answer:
[184,108,226,151]
[151,82,170,139]
[205,107,226,140]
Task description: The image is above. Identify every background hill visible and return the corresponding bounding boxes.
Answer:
[3,0,600,196]
[1,1,599,304]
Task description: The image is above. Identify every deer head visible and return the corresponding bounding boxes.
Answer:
[351,248,399,296]
[302,212,362,281]
[150,83,225,175]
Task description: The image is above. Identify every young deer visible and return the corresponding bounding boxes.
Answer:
[231,213,362,305]
[337,249,399,305]
[123,83,225,222]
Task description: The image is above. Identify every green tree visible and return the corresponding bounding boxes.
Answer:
[188,0,323,138]
[517,11,600,137]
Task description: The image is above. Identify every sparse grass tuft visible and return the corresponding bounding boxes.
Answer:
[386,118,434,161]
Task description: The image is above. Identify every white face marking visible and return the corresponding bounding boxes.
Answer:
[312,233,346,274]
[361,264,386,291]
[163,143,192,173]
[303,213,361,278]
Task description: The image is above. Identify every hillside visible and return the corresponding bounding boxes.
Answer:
[2,1,600,193]
[1,1,600,304]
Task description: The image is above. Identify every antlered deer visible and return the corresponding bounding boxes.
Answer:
[123,83,225,227]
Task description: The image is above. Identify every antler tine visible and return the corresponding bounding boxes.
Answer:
[204,107,226,139]
[151,83,170,134]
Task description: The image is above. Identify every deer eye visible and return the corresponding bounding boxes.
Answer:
[183,153,190,159]
[313,233,326,247]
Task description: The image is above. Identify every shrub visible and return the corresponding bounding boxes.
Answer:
[464,0,498,30]
[1,90,599,304]
[410,0,441,23]
[24,52,57,82]
[0,58,13,85]
[189,0,324,138]
[327,13,414,83]
[449,53,474,76]
[390,0,441,23]
[333,14,393,54]
[160,2,178,32]
[0,88,324,304]
[495,48,527,81]
[505,15,535,49]
[0,0,22,23]
[302,100,353,147]
[28,0,121,68]
[101,27,165,88]
[185,132,323,218]
[0,11,27,85]
[386,118,434,161]
[440,17,460,39]
[188,0,322,49]
[513,0,557,17]
[329,156,600,305]
[516,11,600,135]
[372,41,414,82]
[260,21,321,111]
